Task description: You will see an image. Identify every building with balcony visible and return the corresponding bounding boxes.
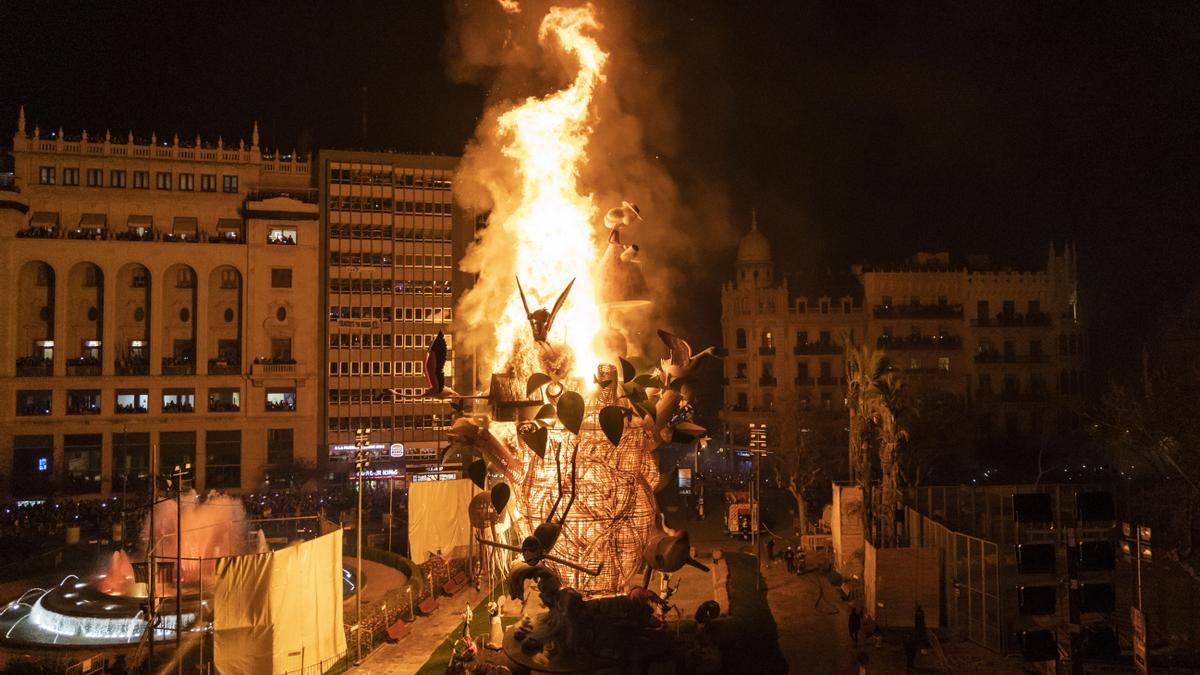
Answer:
[720,213,1086,456]
[317,150,477,472]
[0,108,320,496]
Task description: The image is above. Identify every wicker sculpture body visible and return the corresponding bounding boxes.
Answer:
[496,404,659,597]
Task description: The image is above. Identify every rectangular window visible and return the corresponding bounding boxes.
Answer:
[156,172,172,190]
[267,428,294,465]
[63,434,102,494]
[266,388,297,412]
[86,168,103,187]
[63,168,80,186]
[270,338,292,361]
[268,226,297,245]
[938,356,951,373]
[200,174,217,192]
[15,390,52,416]
[208,387,240,412]
[115,390,149,414]
[160,431,196,476]
[270,268,293,288]
[38,166,55,184]
[67,389,101,414]
[113,432,151,492]
[222,175,239,193]
[178,173,195,191]
[205,430,241,488]
[110,170,126,188]
[12,435,53,497]
[132,171,150,189]
[162,389,195,413]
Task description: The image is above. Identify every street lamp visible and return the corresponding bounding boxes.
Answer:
[353,428,371,665]
[748,423,769,590]
[171,463,191,657]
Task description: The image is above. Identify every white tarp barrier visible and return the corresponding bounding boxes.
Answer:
[213,530,346,674]
[408,478,475,563]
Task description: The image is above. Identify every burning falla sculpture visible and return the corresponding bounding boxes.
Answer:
[446,260,719,660]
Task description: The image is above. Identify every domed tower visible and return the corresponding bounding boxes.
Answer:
[736,209,773,289]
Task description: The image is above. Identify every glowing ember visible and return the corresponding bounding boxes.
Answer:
[459,3,610,380]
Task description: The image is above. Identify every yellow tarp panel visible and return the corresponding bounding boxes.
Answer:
[408,478,475,563]
[213,531,346,674]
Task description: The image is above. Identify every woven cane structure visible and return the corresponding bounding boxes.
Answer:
[507,406,659,596]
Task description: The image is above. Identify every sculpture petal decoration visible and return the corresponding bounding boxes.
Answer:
[598,405,626,447]
[469,458,488,489]
[491,482,511,514]
[520,425,549,458]
[619,357,636,384]
[556,391,585,435]
[526,372,553,397]
[535,403,556,421]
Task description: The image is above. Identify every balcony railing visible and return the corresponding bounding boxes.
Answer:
[759,346,776,356]
[66,228,107,241]
[16,357,53,376]
[971,312,1052,328]
[162,357,196,376]
[759,376,777,386]
[873,303,963,319]
[66,358,101,376]
[115,361,150,376]
[251,361,298,377]
[113,229,156,242]
[904,367,951,376]
[208,359,241,375]
[208,400,240,413]
[974,351,1045,364]
[16,227,58,239]
[795,376,815,386]
[877,335,963,351]
[817,376,844,386]
[794,342,841,355]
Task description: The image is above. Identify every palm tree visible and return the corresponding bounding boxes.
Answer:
[844,340,906,546]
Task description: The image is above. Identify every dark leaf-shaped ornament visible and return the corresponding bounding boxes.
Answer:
[491,482,511,513]
[520,425,548,458]
[468,459,487,489]
[557,391,585,435]
[599,405,627,447]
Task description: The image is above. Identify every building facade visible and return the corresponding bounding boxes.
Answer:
[720,216,1086,457]
[0,109,320,496]
[317,150,477,473]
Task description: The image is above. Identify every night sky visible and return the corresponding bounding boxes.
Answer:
[2,1,1197,379]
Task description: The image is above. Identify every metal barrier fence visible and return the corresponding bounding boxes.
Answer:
[905,506,1005,653]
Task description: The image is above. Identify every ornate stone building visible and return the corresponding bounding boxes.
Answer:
[0,108,319,496]
[720,214,1086,462]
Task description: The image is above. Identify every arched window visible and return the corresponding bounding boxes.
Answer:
[735,329,747,349]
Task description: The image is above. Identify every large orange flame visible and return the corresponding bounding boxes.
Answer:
[468,4,609,381]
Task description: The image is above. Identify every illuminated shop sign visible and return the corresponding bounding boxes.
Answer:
[348,467,403,481]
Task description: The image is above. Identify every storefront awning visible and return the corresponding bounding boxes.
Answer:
[216,218,242,233]
[172,216,199,234]
[30,211,59,227]
[78,213,107,230]
[127,215,153,228]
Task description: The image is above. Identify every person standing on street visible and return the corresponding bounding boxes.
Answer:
[784,546,795,573]
[849,606,862,647]
[766,538,775,561]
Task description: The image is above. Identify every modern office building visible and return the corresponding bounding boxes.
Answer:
[316,150,476,475]
[720,215,1086,454]
[0,109,320,496]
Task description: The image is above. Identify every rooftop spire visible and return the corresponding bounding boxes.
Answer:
[252,121,260,149]
[17,106,25,134]
[751,207,758,232]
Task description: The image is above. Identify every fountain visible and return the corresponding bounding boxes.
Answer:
[0,491,353,651]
